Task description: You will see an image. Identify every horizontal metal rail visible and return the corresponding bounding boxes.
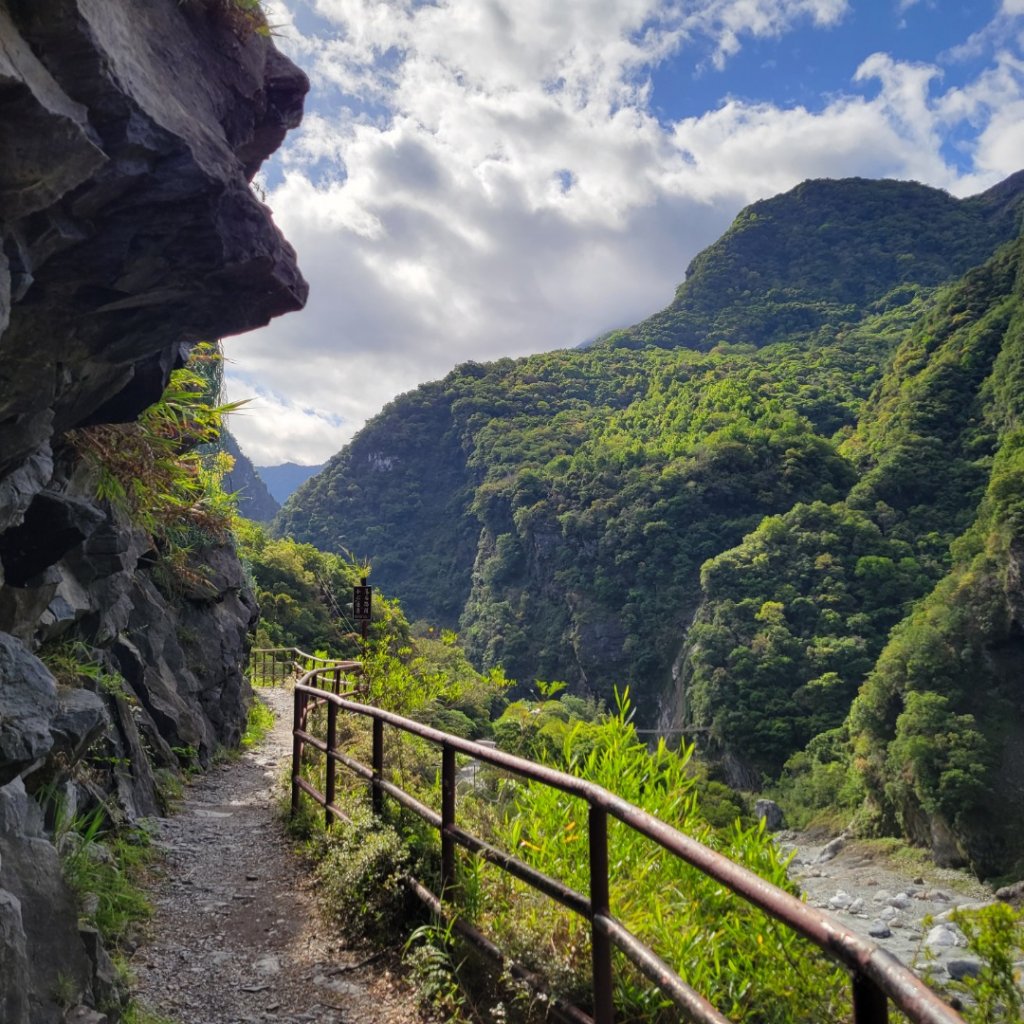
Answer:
[290,671,965,1024]
[250,646,362,689]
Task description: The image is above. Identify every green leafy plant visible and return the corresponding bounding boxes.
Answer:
[946,903,1024,1023]
[121,1004,178,1024]
[69,344,244,547]
[313,806,411,941]
[49,797,155,950]
[403,920,469,1020]
[40,641,133,701]
[240,698,275,750]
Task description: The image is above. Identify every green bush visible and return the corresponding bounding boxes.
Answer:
[313,807,411,941]
[946,903,1024,1024]
[477,692,846,1022]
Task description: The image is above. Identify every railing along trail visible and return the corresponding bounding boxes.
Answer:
[250,645,362,692]
[262,650,966,1024]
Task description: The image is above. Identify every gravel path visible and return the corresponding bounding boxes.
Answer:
[129,686,425,1024]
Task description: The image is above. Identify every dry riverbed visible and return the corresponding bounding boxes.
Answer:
[781,829,1001,983]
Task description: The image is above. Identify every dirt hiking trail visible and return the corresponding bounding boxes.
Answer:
[130,686,424,1024]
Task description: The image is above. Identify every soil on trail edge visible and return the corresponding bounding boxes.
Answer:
[130,686,426,1024]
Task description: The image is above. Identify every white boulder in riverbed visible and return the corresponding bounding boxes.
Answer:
[925,925,962,949]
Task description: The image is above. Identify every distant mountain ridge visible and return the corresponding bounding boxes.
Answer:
[276,171,1024,874]
[222,428,280,522]
[257,461,324,504]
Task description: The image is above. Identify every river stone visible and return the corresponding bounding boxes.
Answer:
[926,925,960,949]
[996,879,1024,906]
[817,834,846,863]
[868,921,892,939]
[828,890,853,910]
[946,958,982,980]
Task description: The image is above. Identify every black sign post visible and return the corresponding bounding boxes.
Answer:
[353,577,372,656]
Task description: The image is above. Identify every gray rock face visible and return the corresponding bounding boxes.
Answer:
[0,0,308,482]
[0,888,30,1024]
[0,1,308,1019]
[755,798,785,831]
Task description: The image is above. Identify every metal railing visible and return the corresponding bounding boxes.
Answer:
[249,645,362,690]
[287,662,965,1024]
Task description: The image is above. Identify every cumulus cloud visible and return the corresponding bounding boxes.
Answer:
[227,0,1024,464]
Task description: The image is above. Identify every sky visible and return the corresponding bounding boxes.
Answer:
[224,0,1024,466]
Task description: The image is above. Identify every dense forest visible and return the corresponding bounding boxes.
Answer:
[276,172,1024,876]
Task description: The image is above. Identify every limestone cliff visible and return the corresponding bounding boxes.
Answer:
[0,1,307,1020]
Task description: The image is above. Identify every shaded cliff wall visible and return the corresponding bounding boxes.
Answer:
[0,1,307,1020]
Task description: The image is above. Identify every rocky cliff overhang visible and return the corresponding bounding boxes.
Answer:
[0,4,308,1019]
[0,0,308,503]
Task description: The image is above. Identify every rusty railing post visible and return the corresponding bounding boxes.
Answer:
[372,718,384,817]
[853,973,888,1024]
[325,701,338,829]
[290,688,305,817]
[589,804,614,1024]
[441,743,456,898]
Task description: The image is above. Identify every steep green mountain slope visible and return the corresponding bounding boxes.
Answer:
[670,235,1024,872]
[277,172,1024,872]
[678,238,1023,795]
[606,172,1023,351]
[222,428,280,522]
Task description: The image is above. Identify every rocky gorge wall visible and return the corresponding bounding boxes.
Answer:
[0,2,307,1020]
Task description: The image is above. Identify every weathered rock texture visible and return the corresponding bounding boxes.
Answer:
[0,1,307,1020]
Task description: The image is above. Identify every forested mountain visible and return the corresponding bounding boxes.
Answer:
[605,174,1023,350]
[276,173,1024,874]
[222,428,280,521]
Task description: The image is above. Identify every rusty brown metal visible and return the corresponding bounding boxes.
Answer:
[283,668,967,1024]
[854,972,890,1024]
[588,806,614,1024]
[325,702,338,830]
[441,744,456,898]
[372,718,384,816]
[290,687,305,816]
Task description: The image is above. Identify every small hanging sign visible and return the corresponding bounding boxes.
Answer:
[353,580,372,620]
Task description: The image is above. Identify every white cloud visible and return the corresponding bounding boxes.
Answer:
[228,0,1024,465]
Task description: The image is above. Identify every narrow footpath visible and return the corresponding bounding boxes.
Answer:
[130,686,424,1024]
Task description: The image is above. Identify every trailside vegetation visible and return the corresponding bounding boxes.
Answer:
[291,663,850,1023]
[290,632,1023,1024]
